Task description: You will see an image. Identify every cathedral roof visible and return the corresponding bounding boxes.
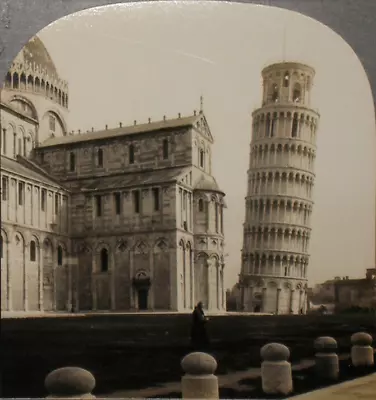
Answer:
[1,156,65,189]
[21,36,59,78]
[74,166,191,191]
[194,175,224,195]
[38,113,209,148]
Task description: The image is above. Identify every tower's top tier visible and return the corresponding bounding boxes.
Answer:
[261,62,316,108]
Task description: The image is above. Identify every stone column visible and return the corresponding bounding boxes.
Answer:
[240,285,245,311]
[24,242,28,312]
[261,287,267,313]
[66,257,73,312]
[248,286,254,311]
[111,250,116,311]
[169,247,178,311]
[148,250,154,310]
[221,265,225,310]
[290,290,295,314]
[276,288,281,315]
[206,262,210,310]
[6,238,12,311]
[38,243,44,311]
[92,253,97,311]
[190,250,195,309]
[216,266,220,310]
[129,251,134,309]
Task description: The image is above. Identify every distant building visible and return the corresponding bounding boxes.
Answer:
[226,284,241,311]
[238,61,320,314]
[309,269,376,311]
[1,36,227,314]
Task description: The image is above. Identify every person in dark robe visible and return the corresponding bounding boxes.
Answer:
[190,301,209,351]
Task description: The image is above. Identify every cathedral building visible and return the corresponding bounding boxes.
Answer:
[238,62,320,314]
[0,36,226,314]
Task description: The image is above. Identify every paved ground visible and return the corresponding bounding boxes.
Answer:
[290,373,376,399]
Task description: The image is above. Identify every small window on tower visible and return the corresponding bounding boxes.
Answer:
[57,245,63,266]
[265,114,271,137]
[284,72,290,87]
[69,152,76,171]
[199,149,204,168]
[18,182,24,206]
[129,144,135,164]
[41,189,46,211]
[198,199,204,212]
[293,83,301,103]
[114,192,121,215]
[152,188,160,211]
[292,113,298,137]
[49,114,56,132]
[271,84,279,102]
[30,240,36,262]
[100,248,109,272]
[133,190,140,213]
[2,177,8,201]
[95,195,102,217]
[97,148,103,167]
[55,193,59,215]
[271,113,277,137]
[162,139,169,160]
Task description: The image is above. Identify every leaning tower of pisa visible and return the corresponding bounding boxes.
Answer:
[239,62,320,315]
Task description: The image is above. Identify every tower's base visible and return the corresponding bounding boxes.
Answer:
[239,279,308,315]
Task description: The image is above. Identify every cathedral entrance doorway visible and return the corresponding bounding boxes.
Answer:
[137,289,148,310]
[132,270,151,311]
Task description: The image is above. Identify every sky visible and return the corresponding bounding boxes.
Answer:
[37,1,376,290]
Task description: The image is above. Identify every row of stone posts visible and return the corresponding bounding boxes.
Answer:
[44,332,374,399]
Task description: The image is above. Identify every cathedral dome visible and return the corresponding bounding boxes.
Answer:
[21,36,59,79]
[194,175,224,194]
[4,35,69,110]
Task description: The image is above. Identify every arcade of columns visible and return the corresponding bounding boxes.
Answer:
[239,62,320,314]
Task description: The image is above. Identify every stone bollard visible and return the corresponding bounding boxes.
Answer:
[314,336,339,380]
[351,332,374,367]
[45,367,96,399]
[181,352,219,399]
[260,343,293,396]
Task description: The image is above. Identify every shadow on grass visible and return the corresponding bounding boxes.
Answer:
[1,313,375,397]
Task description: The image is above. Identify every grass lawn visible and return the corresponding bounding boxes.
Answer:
[1,313,375,398]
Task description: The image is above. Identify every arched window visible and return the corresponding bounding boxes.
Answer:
[13,73,19,89]
[271,113,277,137]
[129,144,135,164]
[30,240,36,262]
[198,198,204,212]
[162,139,169,160]
[0,237,3,258]
[57,245,63,266]
[100,248,109,272]
[271,84,279,102]
[293,83,301,102]
[69,152,76,171]
[283,71,290,88]
[265,114,271,137]
[97,148,103,167]
[199,149,204,168]
[291,113,298,137]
